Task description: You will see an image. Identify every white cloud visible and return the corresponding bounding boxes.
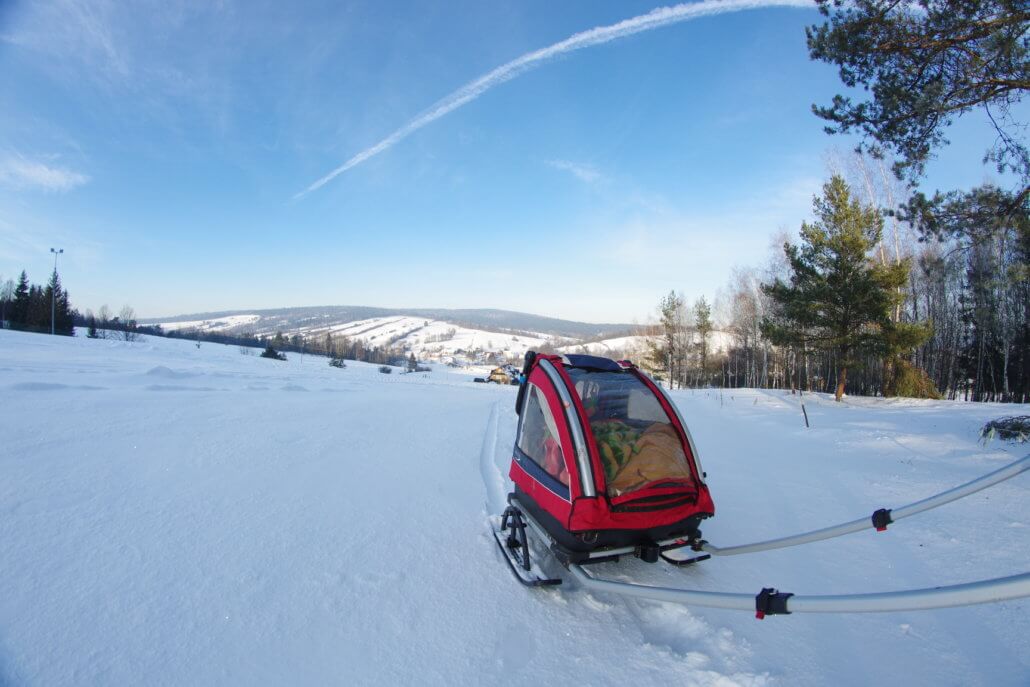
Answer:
[0,156,90,192]
[5,0,129,80]
[297,0,814,197]
[546,159,602,183]
[584,174,822,278]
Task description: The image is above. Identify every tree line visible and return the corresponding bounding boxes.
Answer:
[646,158,1027,403]
[0,268,145,342]
[643,1,1028,402]
[79,305,142,341]
[163,327,412,367]
[0,270,75,335]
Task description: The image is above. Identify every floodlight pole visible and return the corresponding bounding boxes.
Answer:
[50,248,64,335]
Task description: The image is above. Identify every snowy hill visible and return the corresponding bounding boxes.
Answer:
[147,306,638,363]
[2,329,1028,685]
[558,330,736,358]
[150,307,743,365]
[146,305,632,340]
[275,314,552,361]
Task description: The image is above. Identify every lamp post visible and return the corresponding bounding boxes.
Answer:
[50,248,63,335]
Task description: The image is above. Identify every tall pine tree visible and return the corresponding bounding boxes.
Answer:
[762,176,930,401]
[694,296,712,386]
[12,271,30,326]
[646,291,685,387]
[45,270,75,336]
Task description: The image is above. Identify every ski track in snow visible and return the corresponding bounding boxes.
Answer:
[1,329,1027,686]
[479,400,508,516]
[483,398,770,686]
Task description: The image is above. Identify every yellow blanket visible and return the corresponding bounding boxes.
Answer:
[607,424,693,496]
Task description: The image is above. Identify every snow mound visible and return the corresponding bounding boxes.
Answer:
[145,365,200,379]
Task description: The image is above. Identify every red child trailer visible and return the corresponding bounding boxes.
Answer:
[493,351,1030,616]
[496,351,715,583]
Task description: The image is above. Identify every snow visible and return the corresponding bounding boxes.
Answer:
[560,331,735,357]
[158,314,261,332]
[160,313,553,363]
[303,315,550,359]
[155,311,745,366]
[2,329,1028,685]
[559,334,652,357]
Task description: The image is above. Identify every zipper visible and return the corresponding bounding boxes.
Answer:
[609,491,697,513]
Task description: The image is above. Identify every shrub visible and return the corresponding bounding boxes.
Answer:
[261,345,287,361]
[329,357,346,368]
[889,360,942,399]
[378,365,393,374]
[980,416,1030,444]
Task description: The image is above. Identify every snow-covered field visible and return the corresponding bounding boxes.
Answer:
[2,329,1027,686]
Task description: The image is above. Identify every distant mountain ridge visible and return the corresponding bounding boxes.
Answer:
[142,305,635,340]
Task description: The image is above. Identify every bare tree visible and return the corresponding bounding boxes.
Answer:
[119,305,138,342]
[0,277,14,326]
[97,304,111,339]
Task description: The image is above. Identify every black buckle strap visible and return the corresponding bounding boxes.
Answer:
[871,508,893,532]
[755,587,793,619]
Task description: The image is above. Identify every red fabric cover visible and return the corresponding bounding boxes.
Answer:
[509,354,716,534]
[510,459,574,527]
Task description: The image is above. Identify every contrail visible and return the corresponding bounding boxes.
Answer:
[296,0,813,198]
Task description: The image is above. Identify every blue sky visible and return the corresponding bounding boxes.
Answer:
[0,0,1016,322]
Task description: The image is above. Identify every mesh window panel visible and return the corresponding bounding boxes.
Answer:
[567,369,695,498]
[517,384,569,485]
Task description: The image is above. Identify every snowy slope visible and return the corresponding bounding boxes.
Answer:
[560,330,735,358]
[2,329,1028,686]
[153,311,745,365]
[158,313,550,361]
[559,334,652,357]
[159,314,262,333]
[291,315,549,359]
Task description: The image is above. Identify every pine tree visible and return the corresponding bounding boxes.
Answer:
[45,270,74,336]
[87,314,98,339]
[646,290,685,387]
[762,176,930,401]
[57,288,75,335]
[694,296,712,386]
[407,353,417,372]
[808,0,1028,198]
[27,285,48,331]
[12,271,30,326]
[261,345,286,361]
[809,1,1028,246]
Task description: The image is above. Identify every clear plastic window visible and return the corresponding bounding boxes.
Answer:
[517,384,569,486]
[567,369,695,498]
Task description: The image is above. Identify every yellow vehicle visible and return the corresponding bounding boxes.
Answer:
[488,367,515,385]
[475,366,519,385]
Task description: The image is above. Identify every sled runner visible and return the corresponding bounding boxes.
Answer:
[493,351,1030,618]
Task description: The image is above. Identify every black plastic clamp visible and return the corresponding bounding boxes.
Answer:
[871,508,893,532]
[755,587,793,619]
[637,544,660,563]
